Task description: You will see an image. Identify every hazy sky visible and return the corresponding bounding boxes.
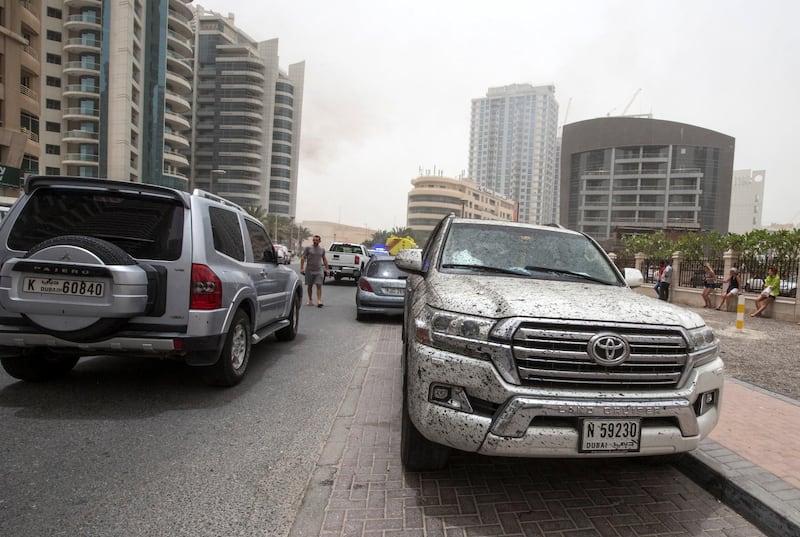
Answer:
[196,0,800,231]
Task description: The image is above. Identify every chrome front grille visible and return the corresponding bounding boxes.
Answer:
[512,322,689,389]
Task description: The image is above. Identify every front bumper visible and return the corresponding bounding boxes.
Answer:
[406,339,724,457]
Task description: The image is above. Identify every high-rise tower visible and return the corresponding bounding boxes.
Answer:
[37,0,195,187]
[191,7,304,215]
[468,84,559,224]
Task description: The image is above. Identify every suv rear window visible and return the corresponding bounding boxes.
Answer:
[7,188,184,260]
[367,259,408,279]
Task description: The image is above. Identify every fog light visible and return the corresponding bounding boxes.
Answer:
[432,386,450,401]
[428,384,473,413]
[695,389,718,415]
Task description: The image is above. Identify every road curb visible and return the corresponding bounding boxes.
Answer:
[677,440,800,537]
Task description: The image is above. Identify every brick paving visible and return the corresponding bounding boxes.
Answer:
[709,380,800,490]
[294,324,769,537]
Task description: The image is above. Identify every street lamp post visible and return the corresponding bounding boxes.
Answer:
[209,169,226,194]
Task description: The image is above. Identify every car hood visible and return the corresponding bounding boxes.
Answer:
[423,272,705,329]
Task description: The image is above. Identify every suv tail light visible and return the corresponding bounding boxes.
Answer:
[191,264,222,309]
[354,255,360,265]
[359,279,373,292]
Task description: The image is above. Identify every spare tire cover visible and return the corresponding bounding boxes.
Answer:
[17,235,149,342]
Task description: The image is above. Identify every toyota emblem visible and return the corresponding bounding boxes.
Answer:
[587,333,630,366]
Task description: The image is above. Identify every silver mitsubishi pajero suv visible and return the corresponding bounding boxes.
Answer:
[0,176,303,386]
[396,214,724,470]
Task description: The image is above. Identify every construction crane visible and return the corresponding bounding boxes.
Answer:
[621,88,642,115]
[559,97,572,134]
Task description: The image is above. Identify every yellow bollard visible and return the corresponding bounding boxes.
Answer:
[736,293,745,330]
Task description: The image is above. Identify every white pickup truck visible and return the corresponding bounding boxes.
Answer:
[328,242,369,281]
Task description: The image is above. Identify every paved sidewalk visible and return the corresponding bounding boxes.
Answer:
[290,322,800,537]
[676,379,800,537]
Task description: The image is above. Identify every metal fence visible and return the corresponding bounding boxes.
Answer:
[737,255,799,298]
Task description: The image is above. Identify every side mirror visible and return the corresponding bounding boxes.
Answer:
[395,248,424,273]
[276,249,285,263]
[623,267,644,288]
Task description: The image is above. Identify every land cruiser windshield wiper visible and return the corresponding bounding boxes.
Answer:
[441,263,526,276]
[524,265,614,285]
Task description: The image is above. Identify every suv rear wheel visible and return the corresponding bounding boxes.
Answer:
[201,310,251,387]
[1,349,80,382]
[275,295,300,341]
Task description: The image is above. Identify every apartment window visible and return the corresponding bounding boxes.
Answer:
[45,144,61,155]
[20,112,39,136]
[46,30,62,42]
[47,7,63,19]
[21,155,39,174]
[46,76,61,88]
[45,121,60,132]
[46,99,61,110]
[46,53,62,65]
[45,167,61,175]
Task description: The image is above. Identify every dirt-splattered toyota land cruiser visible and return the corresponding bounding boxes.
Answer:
[395,214,724,470]
[0,176,303,386]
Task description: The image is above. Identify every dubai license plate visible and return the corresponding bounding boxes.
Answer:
[383,287,404,296]
[23,277,105,297]
[580,418,641,453]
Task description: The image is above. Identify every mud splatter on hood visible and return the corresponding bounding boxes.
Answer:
[425,272,705,329]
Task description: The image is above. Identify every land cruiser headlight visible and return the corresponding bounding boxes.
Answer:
[414,306,495,352]
[413,305,520,384]
[687,326,719,367]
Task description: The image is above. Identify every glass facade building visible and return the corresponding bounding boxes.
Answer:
[191,8,304,214]
[560,117,735,242]
[468,84,559,225]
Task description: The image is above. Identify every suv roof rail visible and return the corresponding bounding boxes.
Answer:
[192,189,246,213]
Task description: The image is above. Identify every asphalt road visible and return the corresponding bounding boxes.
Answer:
[0,274,367,537]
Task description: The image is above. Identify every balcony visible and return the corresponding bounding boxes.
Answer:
[63,61,100,76]
[164,131,190,149]
[165,72,191,95]
[163,149,189,168]
[164,111,190,131]
[64,37,101,54]
[20,128,39,143]
[63,153,99,166]
[63,84,100,98]
[167,30,192,57]
[63,107,100,120]
[64,14,102,31]
[164,90,191,114]
[63,130,99,143]
[167,9,193,39]
[166,51,193,78]
[19,84,38,101]
[64,0,102,7]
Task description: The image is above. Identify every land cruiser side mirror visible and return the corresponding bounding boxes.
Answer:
[623,267,644,288]
[394,248,424,274]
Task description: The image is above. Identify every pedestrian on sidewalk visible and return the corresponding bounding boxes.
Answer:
[654,260,665,296]
[750,266,780,317]
[658,260,672,301]
[300,235,330,308]
[701,262,719,308]
[716,268,742,311]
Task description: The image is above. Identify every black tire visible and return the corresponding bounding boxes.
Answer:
[356,309,368,322]
[201,310,251,387]
[400,361,450,471]
[0,349,80,382]
[275,295,300,341]
[25,235,137,265]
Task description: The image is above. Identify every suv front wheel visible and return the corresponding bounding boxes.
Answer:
[200,310,251,387]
